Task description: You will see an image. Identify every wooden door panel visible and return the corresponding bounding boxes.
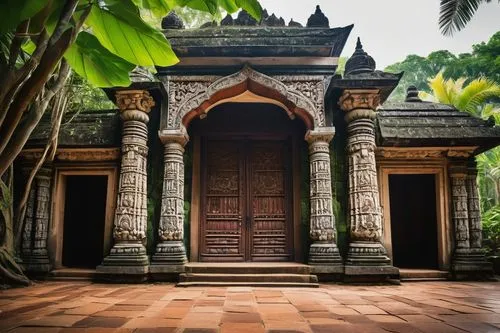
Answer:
[201,141,244,261]
[249,142,291,261]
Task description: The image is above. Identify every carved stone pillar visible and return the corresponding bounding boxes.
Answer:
[98,90,154,277]
[450,160,493,278]
[151,130,188,273]
[22,166,52,272]
[339,90,397,280]
[306,128,343,272]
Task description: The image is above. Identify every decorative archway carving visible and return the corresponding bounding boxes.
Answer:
[161,66,328,134]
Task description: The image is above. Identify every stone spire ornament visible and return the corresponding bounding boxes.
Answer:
[306,5,329,28]
[344,38,376,76]
[405,85,423,102]
[161,11,184,29]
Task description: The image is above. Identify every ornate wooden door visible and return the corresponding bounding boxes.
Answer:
[200,138,292,262]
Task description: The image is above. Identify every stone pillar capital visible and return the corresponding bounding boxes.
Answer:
[159,129,190,147]
[305,127,335,144]
[339,89,380,123]
[449,162,469,177]
[116,90,155,123]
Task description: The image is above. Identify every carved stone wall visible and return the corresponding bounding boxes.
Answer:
[161,66,328,133]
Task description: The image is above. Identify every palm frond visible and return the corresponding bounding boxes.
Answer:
[429,72,454,104]
[459,78,500,114]
[439,0,483,36]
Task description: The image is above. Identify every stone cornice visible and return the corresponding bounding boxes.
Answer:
[376,147,477,160]
[19,148,121,162]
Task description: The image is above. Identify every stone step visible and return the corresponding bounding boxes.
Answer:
[180,273,318,284]
[177,281,319,288]
[399,269,449,281]
[184,262,311,275]
[47,268,97,281]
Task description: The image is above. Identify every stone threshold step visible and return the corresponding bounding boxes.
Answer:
[180,273,318,283]
[399,269,449,280]
[185,263,311,274]
[177,281,319,288]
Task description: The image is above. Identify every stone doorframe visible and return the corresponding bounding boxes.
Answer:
[51,164,119,269]
[156,66,342,270]
[376,157,451,270]
[376,146,479,271]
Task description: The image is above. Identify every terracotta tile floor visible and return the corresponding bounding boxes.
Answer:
[1,281,500,332]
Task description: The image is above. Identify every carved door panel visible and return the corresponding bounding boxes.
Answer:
[201,140,245,261]
[248,142,292,261]
[200,138,292,262]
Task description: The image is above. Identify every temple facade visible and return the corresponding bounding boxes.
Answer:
[17,6,500,284]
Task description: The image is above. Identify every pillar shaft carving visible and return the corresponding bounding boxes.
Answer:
[152,131,188,268]
[450,164,470,253]
[339,90,395,274]
[466,164,482,250]
[21,166,52,272]
[346,119,383,242]
[100,90,154,273]
[305,128,342,267]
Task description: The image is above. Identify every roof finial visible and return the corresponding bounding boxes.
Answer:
[356,37,363,50]
[344,36,376,76]
[306,5,329,28]
[405,85,422,102]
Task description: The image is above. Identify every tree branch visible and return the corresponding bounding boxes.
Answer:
[0,28,73,162]
[8,20,29,69]
[0,59,71,178]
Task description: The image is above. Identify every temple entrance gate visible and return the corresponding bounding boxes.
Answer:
[200,137,293,262]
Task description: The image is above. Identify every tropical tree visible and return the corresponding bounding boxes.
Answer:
[0,0,262,286]
[439,0,500,35]
[422,72,500,254]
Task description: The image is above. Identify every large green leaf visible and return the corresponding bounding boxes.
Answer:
[133,0,174,17]
[0,0,50,32]
[218,0,239,13]
[86,1,179,67]
[64,31,135,87]
[235,0,262,20]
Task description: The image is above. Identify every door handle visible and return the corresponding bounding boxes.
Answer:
[246,216,251,229]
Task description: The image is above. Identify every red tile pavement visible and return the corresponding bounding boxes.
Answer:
[0,281,499,332]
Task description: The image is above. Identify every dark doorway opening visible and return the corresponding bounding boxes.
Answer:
[62,175,107,268]
[389,174,438,269]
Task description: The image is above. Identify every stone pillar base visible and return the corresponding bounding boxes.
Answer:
[451,252,494,280]
[23,256,51,274]
[97,243,149,281]
[344,242,398,282]
[308,242,343,266]
[151,241,187,266]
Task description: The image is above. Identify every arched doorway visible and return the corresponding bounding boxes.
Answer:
[188,103,307,262]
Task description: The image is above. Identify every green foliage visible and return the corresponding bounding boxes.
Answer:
[439,0,484,35]
[385,32,500,101]
[483,205,500,255]
[6,0,261,88]
[0,0,50,33]
[65,32,135,87]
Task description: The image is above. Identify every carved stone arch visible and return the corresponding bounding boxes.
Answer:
[163,66,327,134]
